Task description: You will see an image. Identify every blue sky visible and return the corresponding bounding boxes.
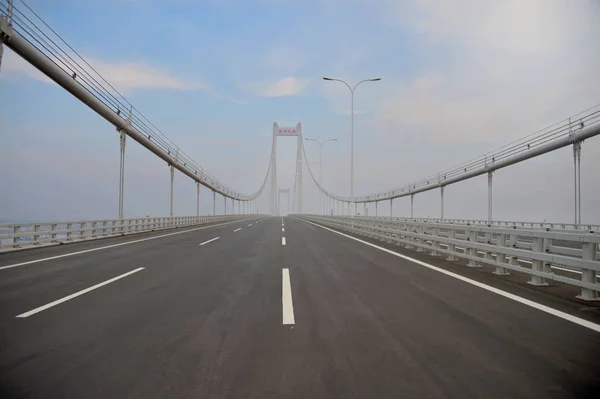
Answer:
[1,0,600,223]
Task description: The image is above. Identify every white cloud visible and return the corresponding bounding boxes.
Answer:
[1,47,55,84]
[1,47,250,103]
[86,57,201,93]
[260,76,310,97]
[2,47,198,92]
[372,0,600,146]
[265,47,306,74]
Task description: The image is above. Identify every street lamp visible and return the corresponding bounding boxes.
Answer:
[305,137,337,214]
[323,76,381,217]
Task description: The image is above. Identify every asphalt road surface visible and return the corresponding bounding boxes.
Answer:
[1,216,599,398]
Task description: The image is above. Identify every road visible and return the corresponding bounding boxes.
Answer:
[1,216,599,398]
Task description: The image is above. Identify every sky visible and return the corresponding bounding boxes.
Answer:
[1,0,599,223]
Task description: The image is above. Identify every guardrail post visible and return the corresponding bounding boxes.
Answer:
[429,225,441,256]
[577,242,599,300]
[397,223,406,246]
[410,194,414,219]
[416,225,426,252]
[392,220,402,245]
[102,221,107,236]
[483,231,493,264]
[446,227,458,261]
[66,223,72,241]
[386,219,395,243]
[493,234,510,275]
[51,223,58,242]
[80,222,86,239]
[12,225,20,247]
[91,222,97,238]
[404,223,414,249]
[528,237,549,286]
[466,230,480,267]
[363,218,373,239]
[33,224,40,245]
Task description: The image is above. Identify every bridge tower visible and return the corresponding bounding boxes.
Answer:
[270,122,303,215]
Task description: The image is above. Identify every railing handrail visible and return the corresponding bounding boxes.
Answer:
[0,215,218,228]
[0,214,260,250]
[297,214,600,301]
[355,216,600,231]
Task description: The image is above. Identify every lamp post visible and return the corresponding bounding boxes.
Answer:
[305,137,337,214]
[323,76,381,217]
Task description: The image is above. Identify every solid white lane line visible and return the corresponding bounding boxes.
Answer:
[282,268,295,325]
[234,228,242,232]
[282,237,286,246]
[16,268,145,318]
[282,228,285,232]
[0,219,246,271]
[199,237,220,246]
[301,219,600,334]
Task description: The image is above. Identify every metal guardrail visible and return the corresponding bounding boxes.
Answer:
[361,216,600,232]
[298,215,600,301]
[0,215,257,250]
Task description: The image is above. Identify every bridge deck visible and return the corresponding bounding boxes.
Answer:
[0,217,599,398]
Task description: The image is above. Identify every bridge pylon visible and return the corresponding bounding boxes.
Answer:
[270,122,303,215]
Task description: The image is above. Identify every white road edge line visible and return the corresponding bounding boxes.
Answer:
[199,237,220,246]
[0,219,248,271]
[16,267,145,318]
[282,237,286,246]
[301,219,600,334]
[282,268,295,325]
[234,228,242,232]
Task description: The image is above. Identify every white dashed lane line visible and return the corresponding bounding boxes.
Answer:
[282,268,295,325]
[199,237,220,246]
[16,268,145,318]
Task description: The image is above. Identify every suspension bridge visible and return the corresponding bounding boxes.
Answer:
[1,1,600,398]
